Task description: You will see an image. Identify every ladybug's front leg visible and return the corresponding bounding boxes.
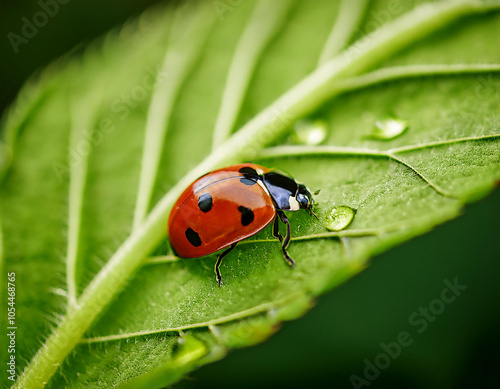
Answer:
[276,211,295,268]
[214,243,237,287]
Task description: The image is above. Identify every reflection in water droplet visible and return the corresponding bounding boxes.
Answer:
[369,118,408,140]
[292,119,327,145]
[325,205,356,231]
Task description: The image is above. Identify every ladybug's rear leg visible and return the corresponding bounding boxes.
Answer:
[215,243,237,287]
[276,210,295,268]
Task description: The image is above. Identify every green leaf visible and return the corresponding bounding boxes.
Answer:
[1,0,500,388]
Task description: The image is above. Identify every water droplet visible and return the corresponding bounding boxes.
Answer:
[325,205,356,231]
[369,118,408,140]
[292,119,327,145]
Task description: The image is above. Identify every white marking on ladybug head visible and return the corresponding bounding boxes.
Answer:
[288,196,300,211]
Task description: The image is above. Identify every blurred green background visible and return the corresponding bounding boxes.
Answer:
[0,0,166,115]
[1,1,499,388]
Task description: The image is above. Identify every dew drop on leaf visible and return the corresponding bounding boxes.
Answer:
[369,118,408,140]
[325,205,356,231]
[292,119,327,145]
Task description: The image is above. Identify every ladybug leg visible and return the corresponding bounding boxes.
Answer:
[277,210,295,268]
[215,243,237,287]
[272,215,283,243]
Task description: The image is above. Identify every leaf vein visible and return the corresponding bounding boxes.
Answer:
[334,63,500,94]
[318,0,369,66]
[66,95,101,307]
[258,134,500,198]
[211,0,292,150]
[132,6,216,230]
[81,294,302,344]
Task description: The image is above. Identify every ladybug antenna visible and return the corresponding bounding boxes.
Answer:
[309,200,319,219]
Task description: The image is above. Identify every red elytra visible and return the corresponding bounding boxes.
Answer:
[168,163,274,258]
[167,163,315,286]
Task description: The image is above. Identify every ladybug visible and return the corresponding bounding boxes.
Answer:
[168,163,316,286]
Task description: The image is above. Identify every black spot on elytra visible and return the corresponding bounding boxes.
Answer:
[185,228,202,247]
[238,206,254,226]
[198,193,213,212]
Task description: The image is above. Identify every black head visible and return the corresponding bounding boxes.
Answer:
[296,184,313,210]
[297,183,319,219]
